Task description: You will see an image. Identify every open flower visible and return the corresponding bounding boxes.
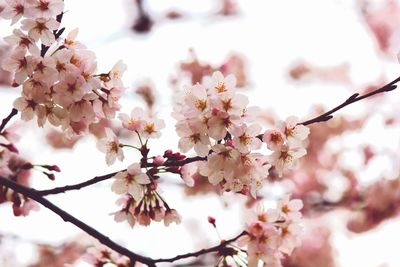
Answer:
[111,163,150,201]
[205,71,236,95]
[104,60,127,88]
[269,145,306,177]
[118,107,145,132]
[277,195,304,221]
[25,0,64,19]
[21,18,60,46]
[96,128,124,165]
[231,124,262,153]
[279,116,310,147]
[0,0,28,25]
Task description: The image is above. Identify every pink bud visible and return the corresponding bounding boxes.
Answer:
[42,165,61,172]
[44,172,55,181]
[208,216,216,227]
[153,155,166,165]
[163,150,173,157]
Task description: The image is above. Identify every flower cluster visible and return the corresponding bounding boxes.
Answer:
[263,116,309,177]
[112,190,181,227]
[238,196,304,267]
[97,107,165,165]
[0,0,126,135]
[174,71,309,197]
[118,107,165,140]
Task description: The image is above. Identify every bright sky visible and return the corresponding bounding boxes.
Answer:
[1,0,400,266]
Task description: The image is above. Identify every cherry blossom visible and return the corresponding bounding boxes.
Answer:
[141,117,165,140]
[118,107,145,132]
[176,121,210,156]
[238,197,304,267]
[0,0,28,25]
[111,163,150,201]
[96,128,124,165]
[231,123,262,153]
[164,208,181,226]
[3,29,40,55]
[1,48,30,84]
[25,0,64,19]
[103,60,127,88]
[20,18,60,46]
[269,145,307,177]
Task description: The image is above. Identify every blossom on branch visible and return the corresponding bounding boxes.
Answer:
[174,71,310,197]
[111,163,150,201]
[238,196,304,267]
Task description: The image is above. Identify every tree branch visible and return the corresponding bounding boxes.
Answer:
[37,156,207,196]
[0,176,247,266]
[37,170,121,196]
[0,108,18,133]
[152,230,248,264]
[145,156,206,168]
[0,176,155,266]
[300,75,400,126]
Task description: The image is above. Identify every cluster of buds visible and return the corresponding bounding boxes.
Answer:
[173,71,310,197]
[112,189,181,227]
[0,0,127,135]
[237,196,304,267]
[0,145,38,216]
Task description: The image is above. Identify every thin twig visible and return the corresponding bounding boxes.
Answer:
[300,75,400,126]
[0,108,18,133]
[37,170,121,196]
[37,156,206,196]
[152,231,248,264]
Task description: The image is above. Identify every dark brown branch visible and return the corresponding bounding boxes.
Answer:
[145,156,206,168]
[0,108,18,133]
[0,176,248,266]
[37,170,121,196]
[0,176,155,266]
[152,230,248,264]
[300,75,400,126]
[37,156,206,196]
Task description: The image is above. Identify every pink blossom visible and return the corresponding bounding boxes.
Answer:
[176,122,210,156]
[21,18,60,46]
[25,0,64,19]
[180,162,197,187]
[279,116,310,147]
[141,117,165,139]
[277,195,303,221]
[96,128,124,165]
[63,28,86,49]
[111,163,150,201]
[104,60,127,88]
[204,71,236,95]
[118,107,145,132]
[0,0,28,25]
[164,208,181,226]
[13,95,37,121]
[4,29,40,55]
[269,145,307,177]
[1,48,29,84]
[231,124,262,153]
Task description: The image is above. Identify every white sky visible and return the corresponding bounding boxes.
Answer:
[1,0,400,266]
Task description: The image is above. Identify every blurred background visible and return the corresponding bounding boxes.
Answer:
[1,0,400,266]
